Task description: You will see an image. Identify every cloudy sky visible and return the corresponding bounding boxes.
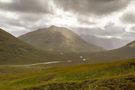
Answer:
[0,0,135,48]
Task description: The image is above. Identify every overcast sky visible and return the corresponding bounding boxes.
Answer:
[0,0,135,44]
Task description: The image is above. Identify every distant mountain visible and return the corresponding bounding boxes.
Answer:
[0,28,62,65]
[73,27,131,50]
[79,35,128,50]
[19,26,104,53]
[79,40,135,63]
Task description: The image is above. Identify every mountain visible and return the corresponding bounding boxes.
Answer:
[79,34,128,50]
[78,40,135,63]
[0,28,62,65]
[19,26,104,53]
[73,27,131,50]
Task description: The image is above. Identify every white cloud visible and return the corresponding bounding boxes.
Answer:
[0,0,13,4]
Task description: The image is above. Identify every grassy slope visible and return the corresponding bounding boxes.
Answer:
[78,46,135,63]
[0,59,135,90]
[0,29,67,65]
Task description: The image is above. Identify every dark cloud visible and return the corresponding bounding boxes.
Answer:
[120,13,135,24]
[0,0,49,13]
[54,0,130,15]
[77,17,96,25]
[19,13,44,22]
[0,0,52,32]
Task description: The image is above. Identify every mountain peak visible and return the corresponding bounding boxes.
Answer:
[19,27,104,53]
[49,25,58,29]
[48,25,69,32]
[48,25,64,31]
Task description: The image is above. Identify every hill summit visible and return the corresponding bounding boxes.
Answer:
[19,26,104,53]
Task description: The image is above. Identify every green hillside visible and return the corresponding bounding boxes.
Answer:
[0,28,64,65]
[77,41,135,63]
[0,58,135,90]
[19,26,104,53]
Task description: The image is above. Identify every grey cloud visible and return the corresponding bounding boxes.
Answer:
[120,13,135,24]
[73,24,125,36]
[0,0,52,33]
[131,27,135,30]
[129,26,135,33]
[54,0,130,15]
[0,0,49,13]
[0,13,40,29]
[77,17,96,25]
[19,13,45,22]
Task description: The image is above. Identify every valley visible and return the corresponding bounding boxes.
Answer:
[0,27,135,90]
[0,58,135,90]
